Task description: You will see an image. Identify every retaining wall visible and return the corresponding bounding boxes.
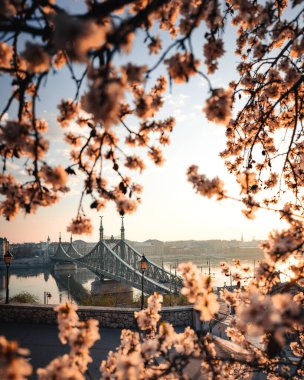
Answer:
[0,304,194,329]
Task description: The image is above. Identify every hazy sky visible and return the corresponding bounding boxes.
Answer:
[0,1,288,243]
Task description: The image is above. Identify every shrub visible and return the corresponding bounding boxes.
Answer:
[10,292,39,304]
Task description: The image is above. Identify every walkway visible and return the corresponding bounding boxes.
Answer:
[0,321,267,379]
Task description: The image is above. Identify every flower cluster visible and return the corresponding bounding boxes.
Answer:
[21,43,51,73]
[236,291,300,341]
[165,52,200,83]
[261,220,304,264]
[0,42,13,68]
[135,293,163,332]
[0,336,32,380]
[37,302,100,379]
[203,88,233,125]
[57,99,79,128]
[101,292,202,379]
[40,165,68,191]
[187,165,226,199]
[179,262,220,321]
[67,215,94,235]
[203,37,225,74]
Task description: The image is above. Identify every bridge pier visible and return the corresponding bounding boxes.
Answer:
[91,278,133,296]
[54,262,77,272]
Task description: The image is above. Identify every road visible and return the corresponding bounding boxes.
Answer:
[0,322,268,379]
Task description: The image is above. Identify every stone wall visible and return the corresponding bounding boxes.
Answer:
[0,304,194,329]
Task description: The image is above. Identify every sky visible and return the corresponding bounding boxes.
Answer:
[0,1,289,243]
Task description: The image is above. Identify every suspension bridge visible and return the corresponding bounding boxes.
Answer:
[51,217,182,295]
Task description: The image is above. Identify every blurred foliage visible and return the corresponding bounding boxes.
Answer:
[162,293,190,307]
[10,292,39,304]
[80,292,189,308]
[80,292,133,307]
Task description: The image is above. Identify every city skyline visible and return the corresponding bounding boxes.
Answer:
[9,233,261,245]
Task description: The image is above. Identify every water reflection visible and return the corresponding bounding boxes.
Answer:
[0,266,62,304]
[0,264,136,305]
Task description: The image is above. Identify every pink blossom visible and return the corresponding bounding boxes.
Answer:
[53,15,106,62]
[165,52,200,83]
[203,38,225,73]
[125,155,146,172]
[0,42,13,68]
[0,335,32,380]
[67,215,93,235]
[135,293,163,331]
[22,42,51,73]
[115,197,138,216]
[57,99,79,127]
[203,88,232,125]
[41,165,68,190]
[187,165,226,199]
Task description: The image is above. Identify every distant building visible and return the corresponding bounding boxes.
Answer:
[11,241,49,259]
[133,240,164,259]
[73,240,96,254]
[0,237,9,256]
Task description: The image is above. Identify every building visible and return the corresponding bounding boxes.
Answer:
[0,237,9,256]
[133,240,164,260]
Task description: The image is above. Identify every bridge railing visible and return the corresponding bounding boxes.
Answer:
[123,242,183,289]
[52,243,71,261]
[66,244,83,259]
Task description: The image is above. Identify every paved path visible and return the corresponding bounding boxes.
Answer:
[0,322,122,379]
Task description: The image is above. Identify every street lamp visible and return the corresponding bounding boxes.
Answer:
[3,249,13,304]
[44,291,52,304]
[139,255,148,310]
[67,274,71,301]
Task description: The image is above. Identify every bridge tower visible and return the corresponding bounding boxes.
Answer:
[98,216,105,278]
[120,216,126,260]
[45,235,51,262]
[99,216,104,241]
[120,216,125,240]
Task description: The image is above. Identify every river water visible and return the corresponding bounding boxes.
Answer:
[0,255,263,305]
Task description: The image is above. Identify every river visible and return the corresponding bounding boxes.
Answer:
[0,255,263,305]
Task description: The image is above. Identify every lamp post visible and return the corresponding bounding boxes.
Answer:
[207,259,211,276]
[139,255,148,310]
[44,291,52,304]
[169,264,172,306]
[67,274,71,301]
[3,249,13,304]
